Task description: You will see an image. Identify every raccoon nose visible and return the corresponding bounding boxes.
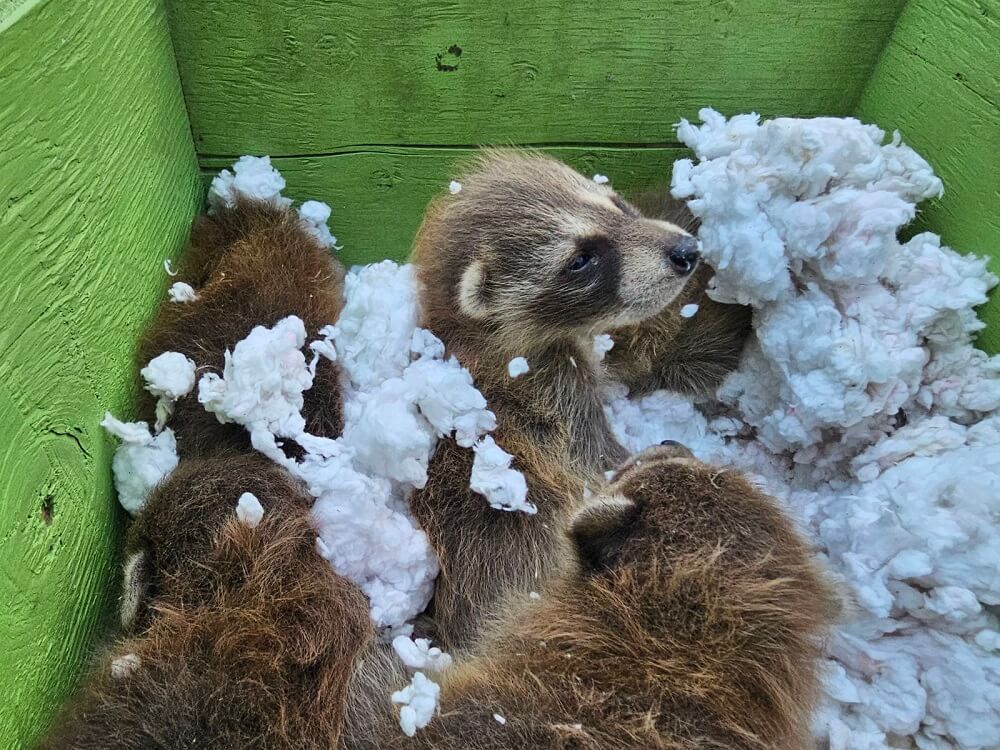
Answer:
[667,236,700,275]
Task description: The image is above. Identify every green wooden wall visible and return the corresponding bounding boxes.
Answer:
[2,0,999,746]
[169,0,909,266]
[856,0,1000,352]
[0,0,201,746]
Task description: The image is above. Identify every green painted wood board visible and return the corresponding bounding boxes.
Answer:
[167,0,908,155]
[202,145,688,267]
[0,0,201,745]
[856,0,1000,352]
[0,0,35,28]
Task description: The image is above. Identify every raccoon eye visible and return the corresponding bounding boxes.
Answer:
[568,236,611,273]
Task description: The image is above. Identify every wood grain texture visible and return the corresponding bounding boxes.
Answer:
[856,0,1000,352]
[169,0,907,155]
[0,0,201,745]
[203,145,687,267]
[0,0,34,28]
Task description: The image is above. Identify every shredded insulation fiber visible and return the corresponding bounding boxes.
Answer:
[610,110,1000,750]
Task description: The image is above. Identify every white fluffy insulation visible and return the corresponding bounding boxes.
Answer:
[235,492,265,528]
[507,356,530,378]
[391,672,441,738]
[167,282,198,303]
[209,155,340,249]
[101,352,196,515]
[101,129,1000,744]
[101,414,179,516]
[608,109,1000,750]
[194,277,510,631]
[141,351,197,431]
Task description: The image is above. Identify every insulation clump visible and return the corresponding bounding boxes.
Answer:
[141,351,196,431]
[604,109,1000,750]
[470,436,535,514]
[235,492,265,528]
[670,108,998,460]
[168,282,198,303]
[392,635,453,672]
[193,257,514,631]
[101,414,179,515]
[192,310,437,630]
[507,356,530,378]
[298,200,338,249]
[592,333,615,360]
[391,672,440,737]
[208,155,291,211]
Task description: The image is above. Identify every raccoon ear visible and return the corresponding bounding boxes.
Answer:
[120,548,154,631]
[457,259,491,319]
[570,494,639,572]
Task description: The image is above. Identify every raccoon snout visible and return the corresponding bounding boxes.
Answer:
[666,236,700,276]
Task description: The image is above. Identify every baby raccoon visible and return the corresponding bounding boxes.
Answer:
[405,149,748,651]
[347,443,836,750]
[40,200,369,749]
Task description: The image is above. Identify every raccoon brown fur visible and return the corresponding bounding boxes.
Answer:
[39,200,370,749]
[137,199,347,459]
[41,455,371,750]
[348,444,835,750]
[403,150,746,652]
[605,188,753,396]
[43,163,811,750]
